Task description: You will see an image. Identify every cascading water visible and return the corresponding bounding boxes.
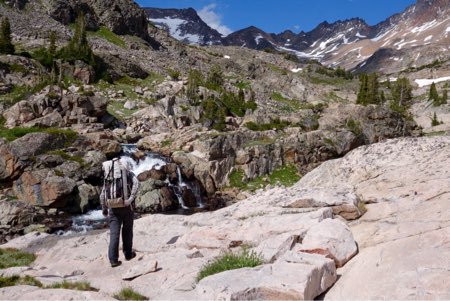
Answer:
[62,144,204,234]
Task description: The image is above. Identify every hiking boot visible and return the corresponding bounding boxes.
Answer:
[125,251,136,261]
[110,261,122,268]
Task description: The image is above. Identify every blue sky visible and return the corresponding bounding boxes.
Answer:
[136,0,416,35]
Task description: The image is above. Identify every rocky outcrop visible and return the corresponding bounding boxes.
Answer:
[1,136,449,300]
[0,132,67,182]
[43,0,152,42]
[2,85,108,129]
[297,136,450,300]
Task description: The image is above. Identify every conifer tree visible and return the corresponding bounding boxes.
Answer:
[392,77,412,107]
[442,89,448,105]
[429,82,440,106]
[356,73,368,105]
[0,17,15,54]
[60,14,94,65]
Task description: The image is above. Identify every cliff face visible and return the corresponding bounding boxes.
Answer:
[43,0,151,41]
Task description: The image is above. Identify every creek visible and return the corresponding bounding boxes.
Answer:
[59,145,204,235]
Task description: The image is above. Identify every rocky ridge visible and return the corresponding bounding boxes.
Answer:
[146,0,450,73]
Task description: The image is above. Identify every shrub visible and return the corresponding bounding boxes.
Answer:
[0,248,36,269]
[167,69,181,81]
[0,275,42,288]
[197,249,264,282]
[47,280,98,291]
[113,287,148,301]
[91,27,126,48]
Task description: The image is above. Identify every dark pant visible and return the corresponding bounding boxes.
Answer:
[108,206,134,263]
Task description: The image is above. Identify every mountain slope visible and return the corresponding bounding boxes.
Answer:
[144,0,450,73]
[144,7,223,45]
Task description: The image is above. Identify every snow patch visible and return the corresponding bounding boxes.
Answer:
[291,67,302,73]
[411,20,438,33]
[255,34,264,45]
[355,32,366,38]
[224,55,230,59]
[415,76,450,88]
[424,35,433,42]
[149,17,201,44]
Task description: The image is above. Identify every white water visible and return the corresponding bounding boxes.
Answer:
[63,145,204,233]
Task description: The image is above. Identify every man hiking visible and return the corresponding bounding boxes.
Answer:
[100,157,140,268]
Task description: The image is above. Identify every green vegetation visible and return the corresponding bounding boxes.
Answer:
[0,17,15,54]
[47,150,85,166]
[161,139,173,147]
[429,83,447,106]
[107,101,139,121]
[271,92,321,112]
[0,248,36,269]
[245,118,291,131]
[316,66,353,80]
[0,275,42,288]
[229,165,300,191]
[345,118,363,136]
[113,287,148,301]
[243,136,275,148]
[196,249,264,282]
[205,64,224,91]
[0,127,77,142]
[431,112,441,127]
[47,280,98,291]
[233,80,251,90]
[357,73,383,105]
[389,77,413,113]
[89,26,126,48]
[167,68,181,81]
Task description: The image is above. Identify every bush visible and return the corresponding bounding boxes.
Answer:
[0,127,77,142]
[245,118,290,131]
[47,280,98,291]
[0,275,42,288]
[0,248,36,269]
[113,287,148,301]
[197,249,264,282]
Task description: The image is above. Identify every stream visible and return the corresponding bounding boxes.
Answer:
[58,145,204,235]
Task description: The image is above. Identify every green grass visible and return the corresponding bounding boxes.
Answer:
[233,81,251,90]
[196,249,264,282]
[0,127,77,142]
[271,92,318,112]
[46,150,85,166]
[47,280,98,291]
[245,119,291,131]
[0,248,36,269]
[113,288,148,301]
[107,101,139,121]
[243,137,275,148]
[423,131,447,137]
[0,275,43,288]
[229,165,301,191]
[89,27,126,48]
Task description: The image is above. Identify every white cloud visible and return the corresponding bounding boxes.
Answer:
[198,3,232,36]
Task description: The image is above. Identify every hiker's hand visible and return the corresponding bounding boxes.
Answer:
[102,209,108,217]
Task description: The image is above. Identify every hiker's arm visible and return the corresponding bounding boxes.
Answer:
[125,173,140,206]
[100,188,108,216]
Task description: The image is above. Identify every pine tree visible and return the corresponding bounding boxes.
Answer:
[60,14,94,65]
[392,77,412,107]
[429,82,440,106]
[49,31,57,57]
[431,112,440,127]
[442,89,448,105]
[356,73,368,105]
[0,17,15,54]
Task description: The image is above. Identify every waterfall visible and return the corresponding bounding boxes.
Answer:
[63,144,204,234]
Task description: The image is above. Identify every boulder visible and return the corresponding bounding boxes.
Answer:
[13,170,77,208]
[0,132,68,181]
[298,218,358,267]
[189,252,336,301]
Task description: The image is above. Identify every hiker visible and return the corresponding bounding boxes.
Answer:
[100,157,140,268]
